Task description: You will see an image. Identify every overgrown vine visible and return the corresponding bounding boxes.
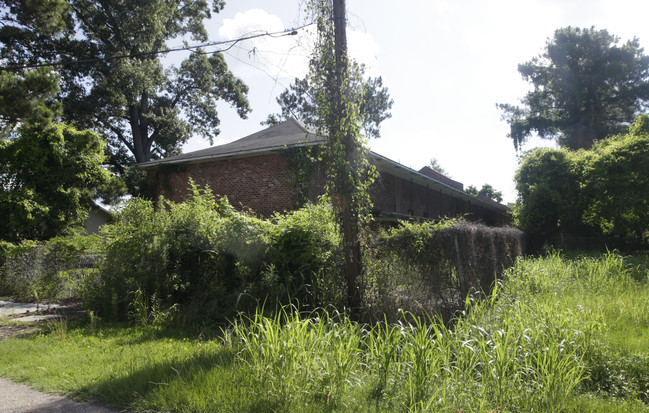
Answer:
[283,145,321,207]
[305,0,378,312]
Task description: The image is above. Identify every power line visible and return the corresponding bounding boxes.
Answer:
[0,23,315,71]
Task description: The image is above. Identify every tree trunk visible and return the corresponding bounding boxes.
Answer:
[129,91,151,163]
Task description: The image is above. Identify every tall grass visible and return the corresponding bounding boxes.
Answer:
[0,252,648,412]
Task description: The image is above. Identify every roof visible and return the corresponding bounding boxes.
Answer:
[138,119,510,214]
[418,166,464,191]
[138,118,324,167]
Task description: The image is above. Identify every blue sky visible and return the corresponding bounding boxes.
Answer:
[173,0,649,203]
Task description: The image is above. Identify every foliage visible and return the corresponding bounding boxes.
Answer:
[87,184,268,323]
[281,145,321,207]
[265,64,393,139]
[306,0,378,312]
[364,219,525,321]
[267,200,344,309]
[428,157,448,175]
[84,183,343,323]
[0,123,115,242]
[514,147,584,240]
[306,0,377,213]
[3,253,648,412]
[0,0,69,133]
[581,116,649,238]
[514,115,649,242]
[499,27,649,150]
[465,183,503,202]
[0,0,250,176]
[0,68,61,134]
[0,232,102,298]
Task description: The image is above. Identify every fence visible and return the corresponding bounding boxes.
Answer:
[363,222,526,322]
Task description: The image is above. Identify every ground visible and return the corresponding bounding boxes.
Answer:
[0,299,83,340]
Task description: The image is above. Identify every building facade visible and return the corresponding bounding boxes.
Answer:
[140,119,511,226]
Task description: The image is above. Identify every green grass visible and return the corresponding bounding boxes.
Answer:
[0,252,648,411]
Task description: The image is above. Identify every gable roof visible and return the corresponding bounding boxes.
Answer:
[138,119,510,213]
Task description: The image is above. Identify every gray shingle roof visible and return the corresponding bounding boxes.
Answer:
[138,118,323,167]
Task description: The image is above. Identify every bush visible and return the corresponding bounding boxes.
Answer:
[0,233,102,299]
[83,182,525,325]
[514,114,649,246]
[265,201,344,309]
[85,184,344,324]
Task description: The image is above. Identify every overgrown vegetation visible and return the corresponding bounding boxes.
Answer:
[363,219,524,322]
[82,182,345,323]
[1,252,648,411]
[2,183,523,325]
[0,233,101,299]
[514,114,649,247]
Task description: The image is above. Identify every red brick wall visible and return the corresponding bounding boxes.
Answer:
[146,153,299,217]
[146,153,511,225]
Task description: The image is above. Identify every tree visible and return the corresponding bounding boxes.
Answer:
[306,0,376,314]
[0,0,250,174]
[428,157,448,176]
[499,27,649,150]
[465,185,478,196]
[0,68,61,134]
[513,148,584,241]
[265,64,393,138]
[465,184,503,203]
[0,0,69,133]
[0,123,114,242]
[513,115,649,242]
[581,115,649,238]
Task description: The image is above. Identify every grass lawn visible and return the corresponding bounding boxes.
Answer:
[1,252,648,412]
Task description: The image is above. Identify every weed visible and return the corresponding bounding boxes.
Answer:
[45,317,68,340]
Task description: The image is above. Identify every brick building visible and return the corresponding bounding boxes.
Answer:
[139,119,511,226]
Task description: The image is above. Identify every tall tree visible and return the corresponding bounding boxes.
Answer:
[0,0,250,173]
[0,0,69,133]
[0,123,114,242]
[266,64,393,138]
[498,27,649,150]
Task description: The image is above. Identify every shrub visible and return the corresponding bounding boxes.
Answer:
[85,183,271,323]
[85,184,343,323]
[265,200,344,309]
[0,233,101,299]
[514,114,649,245]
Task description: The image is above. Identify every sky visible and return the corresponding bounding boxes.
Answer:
[171,0,649,204]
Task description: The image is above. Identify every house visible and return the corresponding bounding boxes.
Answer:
[84,202,112,234]
[138,119,511,226]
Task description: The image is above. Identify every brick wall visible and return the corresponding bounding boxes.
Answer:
[147,153,299,217]
[146,152,511,225]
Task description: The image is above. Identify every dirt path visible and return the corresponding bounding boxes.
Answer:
[0,377,120,413]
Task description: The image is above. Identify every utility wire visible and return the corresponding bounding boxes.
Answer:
[0,22,315,71]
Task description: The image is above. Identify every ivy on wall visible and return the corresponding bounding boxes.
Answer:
[283,145,322,207]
